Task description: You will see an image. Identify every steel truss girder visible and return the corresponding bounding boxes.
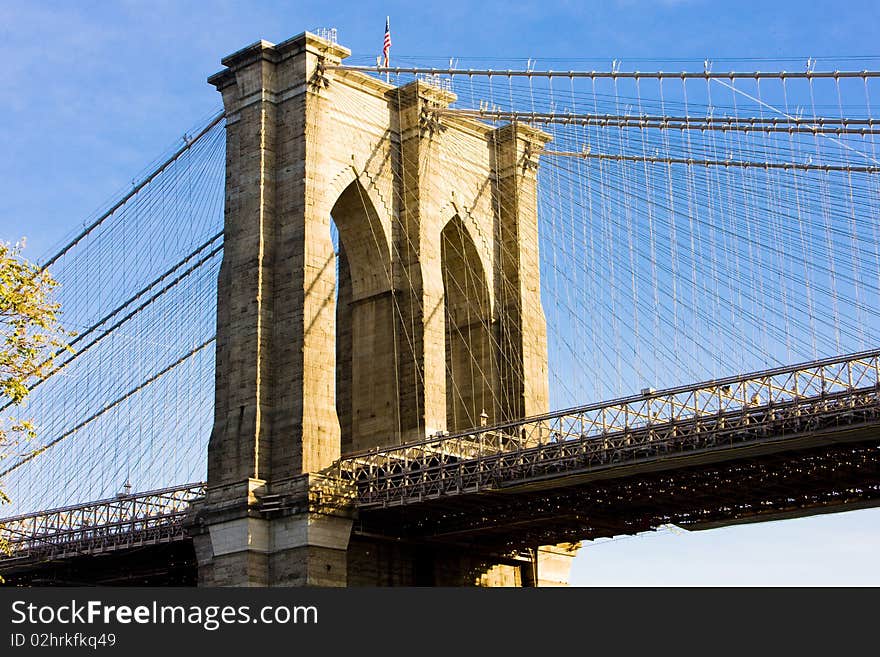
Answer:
[4,350,880,566]
[336,350,880,508]
[355,442,880,550]
[0,483,205,565]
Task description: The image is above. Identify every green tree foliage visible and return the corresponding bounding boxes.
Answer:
[0,239,73,539]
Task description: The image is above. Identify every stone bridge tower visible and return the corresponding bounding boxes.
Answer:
[191,32,573,586]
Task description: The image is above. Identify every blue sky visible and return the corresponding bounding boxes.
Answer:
[2,0,879,585]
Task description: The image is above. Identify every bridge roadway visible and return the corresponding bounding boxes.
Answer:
[2,349,880,582]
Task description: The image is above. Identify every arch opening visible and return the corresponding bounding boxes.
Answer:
[441,215,497,431]
[330,179,397,453]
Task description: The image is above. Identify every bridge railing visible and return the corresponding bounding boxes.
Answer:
[4,351,879,547]
[336,349,880,506]
[0,483,205,561]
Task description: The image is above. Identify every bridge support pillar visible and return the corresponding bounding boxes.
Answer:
[344,538,579,586]
[191,480,268,586]
[193,32,359,587]
[197,30,567,586]
[190,476,354,587]
[491,124,552,423]
[533,543,580,587]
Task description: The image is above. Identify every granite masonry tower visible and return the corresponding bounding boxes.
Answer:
[190,32,575,586]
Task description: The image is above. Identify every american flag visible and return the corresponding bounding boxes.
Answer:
[383,17,391,66]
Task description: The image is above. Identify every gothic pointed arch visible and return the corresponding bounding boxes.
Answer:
[441,214,499,431]
[331,179,397,452]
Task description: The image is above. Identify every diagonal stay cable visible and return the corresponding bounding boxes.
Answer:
[0,338,215,479]
[39,111,225,272]
[0,233,224,414]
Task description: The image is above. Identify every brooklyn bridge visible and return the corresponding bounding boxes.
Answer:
[1,30,879,586]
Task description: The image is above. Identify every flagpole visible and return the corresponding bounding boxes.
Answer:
[386,16,390,84]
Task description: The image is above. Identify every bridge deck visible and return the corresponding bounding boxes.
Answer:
[3,350,880,569]
[355,438,880,550]
[335,349,880,507]
[0,483,204,568]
